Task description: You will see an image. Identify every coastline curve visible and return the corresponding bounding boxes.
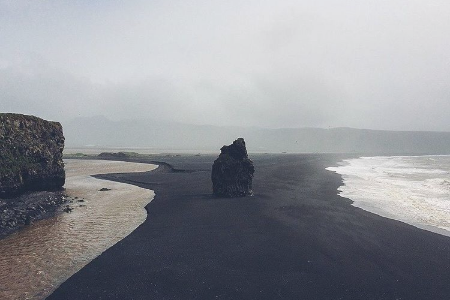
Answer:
[0,159,157,300]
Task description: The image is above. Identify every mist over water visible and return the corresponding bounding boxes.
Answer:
[328,155,450,236]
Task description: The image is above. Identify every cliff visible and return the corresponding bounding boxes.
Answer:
[0,113,65,198]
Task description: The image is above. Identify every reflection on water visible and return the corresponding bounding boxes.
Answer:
[0,159,157,300]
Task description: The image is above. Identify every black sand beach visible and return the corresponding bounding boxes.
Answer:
[47,154,450,300]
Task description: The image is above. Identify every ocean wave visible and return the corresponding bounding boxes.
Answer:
[327,155,450,236]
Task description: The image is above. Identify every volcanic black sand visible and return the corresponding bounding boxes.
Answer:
[47,154,450,300]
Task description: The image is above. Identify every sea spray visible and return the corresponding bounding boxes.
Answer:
[327,155,450,237]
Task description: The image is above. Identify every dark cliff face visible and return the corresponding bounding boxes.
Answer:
[211,138,254,197]
[0,113,65,198]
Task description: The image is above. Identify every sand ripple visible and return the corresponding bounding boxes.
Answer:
[0,159,157,300]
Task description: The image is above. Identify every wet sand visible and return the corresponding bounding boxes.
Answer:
[0,160,156,300]
[48,154,450,300]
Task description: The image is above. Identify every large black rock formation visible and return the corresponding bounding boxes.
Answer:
[211,138,254,197]
[0,113,65,198]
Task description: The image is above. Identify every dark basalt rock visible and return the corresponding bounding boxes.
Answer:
[0,190,67,238]
[0,113,65,198]
[98,152,128,159]
[211,138,255,197]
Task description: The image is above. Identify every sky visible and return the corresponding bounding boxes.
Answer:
[1,0,450,131]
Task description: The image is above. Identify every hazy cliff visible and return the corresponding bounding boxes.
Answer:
[64,116,450,154]
[0,113,65,198]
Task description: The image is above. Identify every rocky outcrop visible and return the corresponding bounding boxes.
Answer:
[211,138,254,197]
[98,152,128,159]
[0,190,67,238]
[0,113,65,198]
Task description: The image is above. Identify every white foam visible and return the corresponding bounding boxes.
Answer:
[327,155,450,237]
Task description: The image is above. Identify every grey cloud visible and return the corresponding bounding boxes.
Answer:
[1,0,450,131]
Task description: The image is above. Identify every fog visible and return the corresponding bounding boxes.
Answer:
[1,0,450,131]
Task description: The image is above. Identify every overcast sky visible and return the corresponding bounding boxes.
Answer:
[1,0,450,131]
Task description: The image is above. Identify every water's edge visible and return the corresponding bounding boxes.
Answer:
[0,159,157,300]
[327,155,450,237]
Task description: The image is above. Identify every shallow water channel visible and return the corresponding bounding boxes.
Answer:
[0,159,157,300]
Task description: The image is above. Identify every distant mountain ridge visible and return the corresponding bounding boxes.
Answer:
[63,117,450,154]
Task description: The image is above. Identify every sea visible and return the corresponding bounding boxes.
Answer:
[327,155,450,237]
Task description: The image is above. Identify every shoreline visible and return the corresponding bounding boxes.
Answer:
[0,159,157,300]
[0,190,68,239]
[0,156,162,239]
[48,154,450,300]
[327,155,450,238]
